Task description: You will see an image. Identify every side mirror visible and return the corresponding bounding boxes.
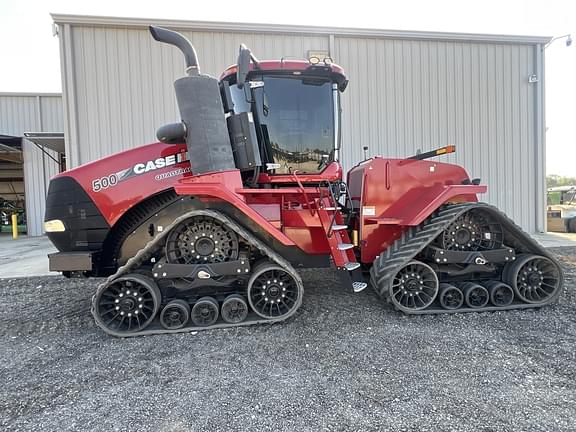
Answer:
[237,44,252,89]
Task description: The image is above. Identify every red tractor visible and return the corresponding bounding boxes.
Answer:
[44,26,563,337]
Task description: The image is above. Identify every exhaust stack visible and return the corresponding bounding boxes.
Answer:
[149,26,235,175]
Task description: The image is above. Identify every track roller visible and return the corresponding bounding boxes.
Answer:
[94,274,161,334]
[483,281,514,307]
[191,297,219,326]
[388,260,439,312]
[221,294,249,324]
[460,282,489,309]
[247,261,302,319]
[503,254,562,305]
[438,283,464,310]
[160,299,191,330]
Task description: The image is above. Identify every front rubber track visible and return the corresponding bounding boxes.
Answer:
[91,209,303,338]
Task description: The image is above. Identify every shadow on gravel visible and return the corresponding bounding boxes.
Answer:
[1,248,575,431]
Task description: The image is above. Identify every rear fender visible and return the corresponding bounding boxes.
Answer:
[348,157,486,263]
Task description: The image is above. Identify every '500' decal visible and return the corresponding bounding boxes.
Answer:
[91,151,189,192]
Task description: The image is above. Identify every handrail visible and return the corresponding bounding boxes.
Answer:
[319,180,340,237]
[292,171,315,215]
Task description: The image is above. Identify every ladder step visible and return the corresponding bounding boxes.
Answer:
[352,282,368,293]
[331,224,347,231]
[343,262,361,271]
[337,243,354,251]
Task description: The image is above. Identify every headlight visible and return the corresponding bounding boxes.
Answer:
[44,219,66,232]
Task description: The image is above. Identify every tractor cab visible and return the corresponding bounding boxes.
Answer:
[219,52,348,186]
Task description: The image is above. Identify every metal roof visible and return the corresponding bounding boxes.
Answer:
[23,132,65,154]
[0,92,61,97]
[51,14,551,45]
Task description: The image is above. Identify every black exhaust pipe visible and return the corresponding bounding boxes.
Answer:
[149,26,200,75]
[150,26,235,175]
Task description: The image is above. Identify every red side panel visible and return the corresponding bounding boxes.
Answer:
[52,143,189,226]
[347,157,487,263]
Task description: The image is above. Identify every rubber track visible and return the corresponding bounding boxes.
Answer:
[91,209,303,337]
[369,202,564,315]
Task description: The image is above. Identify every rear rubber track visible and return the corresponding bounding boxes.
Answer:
[370,202,564,314]
[91,208,303,337]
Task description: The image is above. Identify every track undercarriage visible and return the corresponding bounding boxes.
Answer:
[92,201,564,337]
[370,203,563,314]
[92,210,304,337]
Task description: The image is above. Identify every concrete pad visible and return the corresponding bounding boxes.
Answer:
[531,232,576,248]
[0,235,57,278]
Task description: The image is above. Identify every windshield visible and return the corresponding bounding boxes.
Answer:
[230,76,335,174]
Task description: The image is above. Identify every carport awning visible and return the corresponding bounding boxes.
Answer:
[0,135,23,163]
[23,132,65,154]
[0,134,22,148]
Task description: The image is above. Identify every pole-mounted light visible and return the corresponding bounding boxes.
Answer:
[544,34,572,49]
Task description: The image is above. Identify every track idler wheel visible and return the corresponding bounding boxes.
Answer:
[221,294,249,324]
[438,283,464,310]
[483,281,514,307]
[247,262,302,319]
[160,299,190,330]
[191,297,219,326]
[503,254,562,305]
[389,260,439,312]
[460,282,489,308]
[94,274,161,334]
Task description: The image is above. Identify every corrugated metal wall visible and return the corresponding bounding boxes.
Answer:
[336,37,538,231]
[56,19,544,232]
[65,26,328,164]
[0,94,63,236]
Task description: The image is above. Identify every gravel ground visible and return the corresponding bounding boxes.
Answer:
[1,247,575,432]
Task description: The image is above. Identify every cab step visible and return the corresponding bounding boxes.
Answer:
[343,262,361,271]
[352,281,368,293]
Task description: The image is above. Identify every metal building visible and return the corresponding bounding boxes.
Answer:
[0,93,63,236]
[52,14,549,232]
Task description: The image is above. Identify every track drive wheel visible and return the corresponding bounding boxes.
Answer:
[247,262,302,319]
[389,260,439,312]
[94,274,161,334]
[165,216,239,264]
[440,209,503,251]
[503,254,562,305]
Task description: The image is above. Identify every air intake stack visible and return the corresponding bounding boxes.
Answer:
[149,26,236,175]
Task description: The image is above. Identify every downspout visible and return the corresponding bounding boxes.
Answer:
[534,44,546,233]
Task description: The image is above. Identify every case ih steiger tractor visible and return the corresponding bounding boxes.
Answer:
[45,26,563,337]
